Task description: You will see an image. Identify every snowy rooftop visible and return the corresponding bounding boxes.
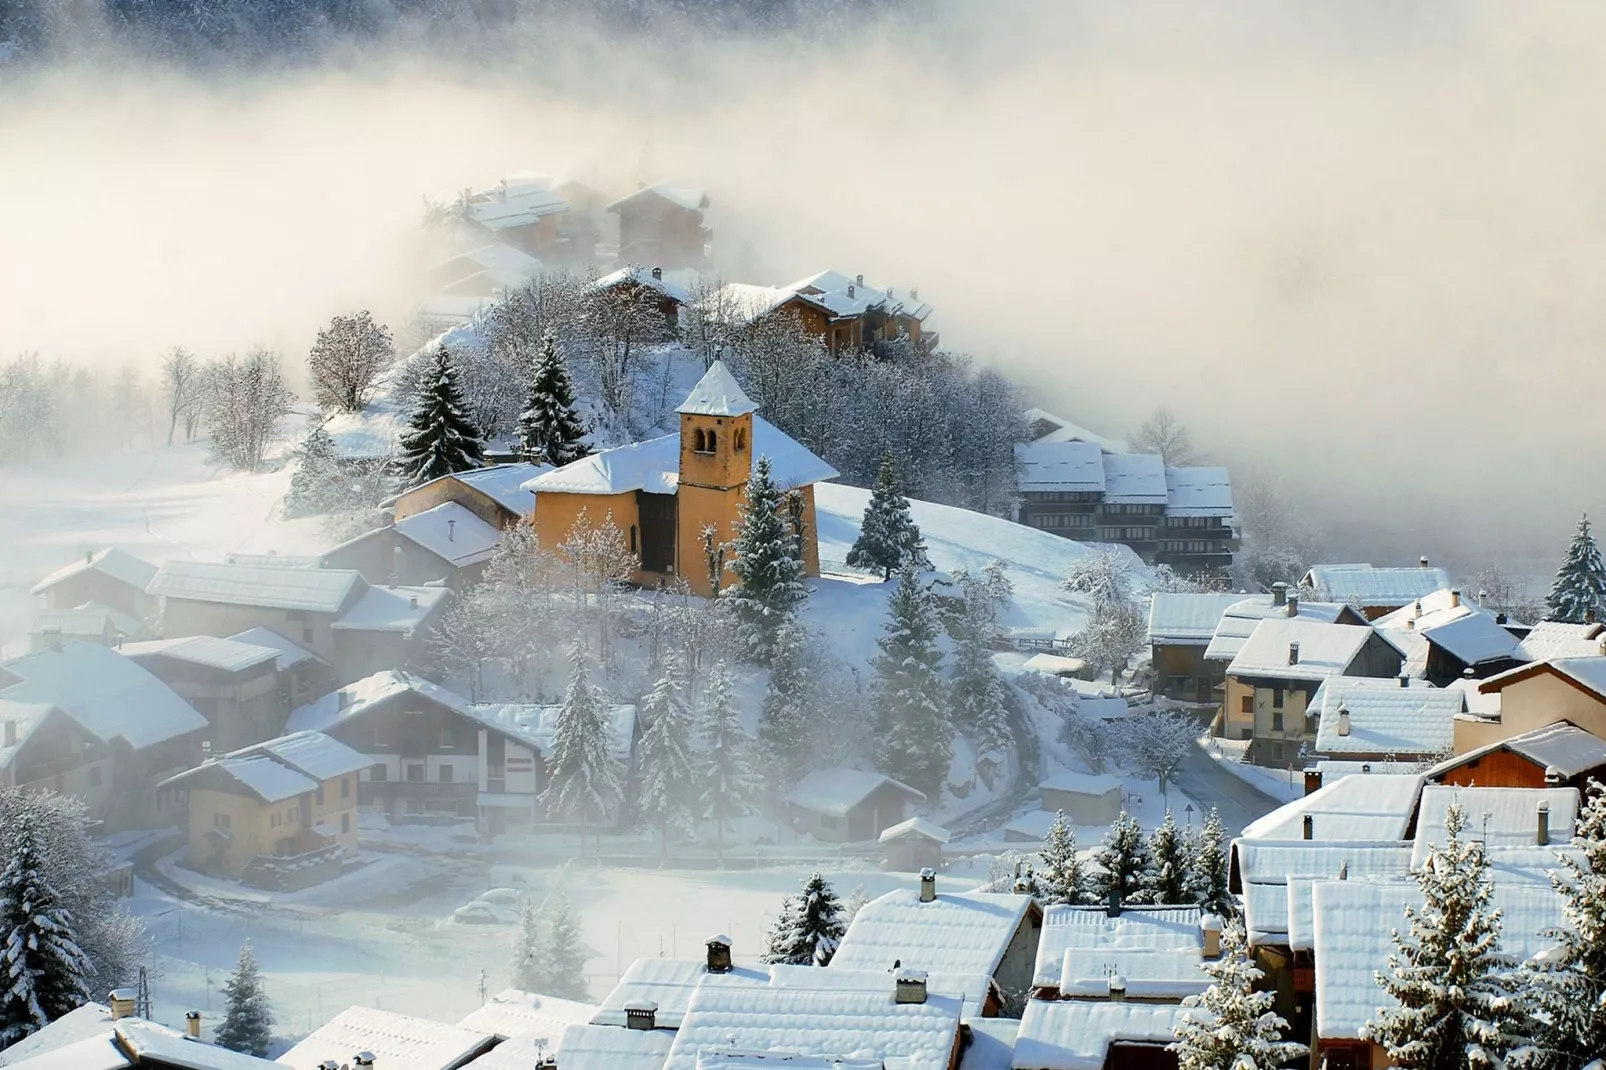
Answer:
[31,603,145,640]
[160,731,360,801]
[0,1001,115,1064]
[609,181,709,213]
[148,561,361,614]
[1427,721,1606,780]
[393,502,504,567]
[1146,592,1245,645]
[452,463,543,517]
[212,755,319,802]
[1038,771,1122,796]
[785,769,926,817]
[768,964,993,1019]
[0,642,207,751]
[464,178,569,229]
[1515,620,1605,662]
[118,1019,285,1069]
[117,635,280,673]
[960,1018,1019,1070]
[1239,773,1423,842]
[1024,408,1129,454]
[879,816,951,844]
[276,1006,495,1070]
[705,283,808,324]
[594,957,767,1029]
[592,265,692,306]
[437,244,543,288]
[457,988,598,1045]
[1371,587,1485,631]
[1012,441,1105,493]
[1098,454,1167,505]
[830,888,1035,977]
[2,1032,128,1069]
[1203,595,1356,662]
[1031,905,1202,989]
[1013,999,1188,1070]
[553,1023,674,1070]
[1163,466,1233,517]
[1481,655,1606,700]
[238,730,370,781]
[1057,945,1209,999]
[1235,842,1413,947]
[1419,612,1521,666]
[695,1052,879,1070]
[1410,785,1580,867]
[30,546,157,596]
[1309,678,1463,756]
[1226,618,1380,681]
[1303,564,1452,607]
[661,981,963,1070]
[225,628,325,670]
[678,361,757,417]
[1313,759,1421,781]
[328,584,449,635]
[0,1013,282,1070]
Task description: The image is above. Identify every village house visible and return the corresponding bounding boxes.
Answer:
[227,627,336,709]
[782,768,928,843]
[28,602,147,650]
[1301,561,1451,619]
[1157,467,1235,572]
[1030,903,1211,1000]
[1021,408,1129,452]
[880,816,950,872]
[0,698,111,809]
[1307,676,1463,764]
[1372,587,1525,684]
[1013,999,1190,1070]
[1513,619,1606,661]
[160,730,366,887]
[784,270,934,350]
[322,502,504,587]
[388,462,543,531]
[1013,440,1104,540]
[456,173,600,263]
[31,546,158,620]
[1037,771,1124,826]
[609,181,711,268]
[1425,720,1606,789]
[117,635,289,752]
[589,264,691,332]
[1147,591,1246,704]
[0,999,286,1069]
[1454,654,1606,753]
[278,1005,497,1070]
[429,243,543,305]
[526,361,836,597]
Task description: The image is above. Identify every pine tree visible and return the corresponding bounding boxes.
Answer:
[517,332,589,467]
[509,899,546,993]
[213,942,274,1057]
[635,668,699,865]
[1190,808,1236,919]
[541,889,590,1002]
[700,661,761,865]
[1139,810,1194,905]
[774,872,846,966]
[1090,810,1151,905]
[871,563,952,797]
[395,345,485,487]
[846,452,928,580]
[948,573,1012,753]
[0,810,91,1044]
[759,620,810,770]
[1367,801,1528,1068]
[283,422,341,518]
[723,456,807,664]
[538,648,622,858]
[1548,514,1606,624]
[1038,811,1086,906]
[761,896,802,965]
[1168,920,1306,1070]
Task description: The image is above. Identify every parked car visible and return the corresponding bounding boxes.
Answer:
[474,888,524,908]
[451,902,518,926]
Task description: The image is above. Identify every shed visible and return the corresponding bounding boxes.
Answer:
[784,769,927,842]
[1039,772,1123,825]
[880,816,950,872]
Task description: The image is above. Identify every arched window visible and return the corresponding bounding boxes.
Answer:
[734,427,747,451]
[707,430,718,452]
[693,428,706,452]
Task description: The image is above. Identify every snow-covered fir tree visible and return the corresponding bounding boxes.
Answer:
[1090,810,1151,905]
[509,899,546,993]
[1168,920,1306,1070]
[768,872,847,966]
[699,661,761,864]
[761,896,801,965]
[0,810,91,1044]
[213,942,273,1057]
[635,667,699,864]
[538,648,622,857]
[517,332,589,467]
[846,452,928,580]
[948,564,1013,753]
[1367,801,1528,1068]
[1038,811,1086,906]
[282,422,343,518]
[395,345,485,487]
[540,889,590,1002]
[1140,810,1194,905]
[1189,808,1236,919]
[1547,514,1606,624]
[872,563,952,798]
[758,619,810,770]
[723,456,807,664]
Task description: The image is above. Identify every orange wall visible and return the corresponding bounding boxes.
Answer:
[534,491,641,562]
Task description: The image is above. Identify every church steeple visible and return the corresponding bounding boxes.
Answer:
[677,360,754,493]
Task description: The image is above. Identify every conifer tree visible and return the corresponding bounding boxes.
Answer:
[282,422,341,518]
[1038,811,1086,906]
[540,889,591,1002]
[213,942,274,1057]
[1140,810,1194,905]
[724,456,807,664]
[847,452,928,580]
[699,661,761,865]
[1189,808,1235,919]
[509,899,546,993]
[635,667,699,865]
[0,811,91,1044]
[948,570,1013,753]
[395,345,485,486]
[517,332,589,467]
[759,620,811,770]
[761,896,802,965]
[872,563,952,797]
[1089,810,1150,905]
[538,648,622,858]
[1367,801,1528,1068]
[1169,921,1306,1070]
[1548,514,1606,624]
[776,872,847,966]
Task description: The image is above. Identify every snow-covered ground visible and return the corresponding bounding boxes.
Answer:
[1201,737,1305,804]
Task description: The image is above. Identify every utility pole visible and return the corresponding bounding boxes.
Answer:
[478,969,487,1005]
[135,966,152,1020]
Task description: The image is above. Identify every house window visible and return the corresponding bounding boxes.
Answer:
[734,428,747,451]
[214,812,231,831]
[440,725,455,749]
[1272,711,1284,732]
[89,765,102,788]
[341,813,351,834]
[303,628,314,644]
[370,764,388,782]
[406,764,425,783]
[630,525,638,554]
[1240,695,1253,715]
[439,764,454,784]
[342,776,351,799]
[1272,687,1284,709]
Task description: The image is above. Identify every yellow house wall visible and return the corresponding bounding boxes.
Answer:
[308,772,361,854]
[1453,715,1511,755]
[1453,672,1606,755]
[533,492,641,554]
[187,788,276,878]
[1221,676,1256,739]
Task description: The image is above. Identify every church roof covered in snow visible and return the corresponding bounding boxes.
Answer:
[30,546,158,596]
[677,361,757,417]
[277,1006,495,1070]
[830,887,1035,977]
[0,642,207,751]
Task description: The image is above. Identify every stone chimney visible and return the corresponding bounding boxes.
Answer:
[625,1000,658,1030]
[1288,641,1300,666]
[706,935,732,974]
[109,989,137,1020]
[1272,582,1287,607]
[1107,975,1127,1002]
[1337,705,1350,737]
[185,1011,201,1038]
[894,968,928,1005]
[1287,594,1299,616]
[1106,886,1122,918]
[1449,588,1462,608]
[919,867,937,903]
[1537,801,1551,846]
[652,266,663,280]
[1302,814,1314,840]
[1200,915,1222,959]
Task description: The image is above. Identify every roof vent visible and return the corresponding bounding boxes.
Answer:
[447,519,455,542]
[1420,555,1430,567]
[354,1055,377,1068]
[1406,618,1416,631]
[1302,813,1314,840]
[1399,674,1410,688]
[919,867,936,903]
[1336,706,1350,737]
[847,284,856,299]
[706,935,732,974]
[625,1000,658,1030]
[1288,641,1300,666]
[856,273,864,286]
[1450,588,1462,608]
[1107,975,1127,1002]
[894,968,928,1005]
[1287,594,1299,616]
[1537,801,1551,846]
[1272,582,1287,607]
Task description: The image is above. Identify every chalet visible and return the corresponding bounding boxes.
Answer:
[784,270,934,349]
[0,1001,285,1068]
[457,173,601,263]
[1372,587,1524,683]
[609,181,710,268]
[1308,676,1463,764]
[880,816,949,872]
[429,243,542,301]
[1014,441,1104,540]
[28,602,146,650]
[1157,466,1235,572]
[0,698,112,809]
[1030,903,1210,999]
[589,264,690,331]
[118,635,288,752]
[322,503,504,587]
[228,627,336,708]
[709,283,860,355]
[783,768,927,842]
[31,546,157,620]
[526,362,836,596]
[1425,720,1606,789]
[1457,655,1606,753]
[1014,999,1189,1070]
[1095,454,1167,560]
[1021,408,1128,452]
[387,462,543,530]
[278,1006,496,1070]
[1146,591,1246,703]
[1301,561,1451,619]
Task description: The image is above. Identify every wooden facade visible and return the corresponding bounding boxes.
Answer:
[612,190,709,268]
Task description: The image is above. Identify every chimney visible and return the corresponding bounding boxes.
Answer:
[1337,705,1350,737]
[1272,582,1287,607]
[85,549,94,564]
[409,595,419,609]
[1537,801,1551,846]
[911,287,919,300]
[1106,975,1127,1002]
[1287,594,1299,616]
[1406,618,1416,631]
[1200,915,1222,959]
[43,625,62,652]
[856,273,864,286]
[1545,765,1563,786]
[1497,612,1509,625]
[1450,588,1462,608]
[919,867,937,902]
[894,968,929,1005]
[185,1011,201,1038]
[447,519,455,542]
[354,1056,377,1068]
[652,266,662,280]
[1399,674,1410,688]
[624,1000,658,1030]
[1413,600,1423,619]
[318,1062,340,1070]
[1463,667,1476,681]
[1106,886,1122,918]
[109,989,137,1020]
[338,689,352,710]
[1288,641,1300,666]
[706,935,732,974]
[1420,555,1430,568]
[3,720,15,748]
[1302,814,1314,840]
[847,284,856,299]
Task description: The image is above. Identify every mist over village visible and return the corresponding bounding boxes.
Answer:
[4,4,1606,1070]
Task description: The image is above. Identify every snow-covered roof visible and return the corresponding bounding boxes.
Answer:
[1419,612,1521,666]
[767,964,993,1019]
[831,889,1035,977]
[1480,655,1606,700]
[1031,905,1202,989]
[1226,618,1381,681]
[592,265,692,306]
[117,1018,284,1069]
[609,181,709,213]
[960,1018,1019,1070]
[1013,999,1188,1070]
[553,1023,673,1070]
[1445,676,1502,721]
[209,755,320,802]
[463,177,570,229]
[661,982,963,1070]
[695,1052,879,1070]
[1202,595,1356,662]
[1023,408,1128,454]
[457,988,598,1045]
[1038,771,1122,796]
[1163,466,1233,518]
[1057,944,1209,1000]
[393,503,504,567]
[117,635,280,673]
[160,731,362,801]
[594,958,767,1029]
[1314,759,1421,781]
[0,1001,116,1065]
[30,603,145,641]
[879,816,951,844]
[30,546,157,596]
[451,464,543,517]
[1304,564,1452,607]
[243,730,370,781]
[1515,620,1605,662]
[1410,785,1580,867]
[1146,592,1245,645]
[1234,842,1413,947]
[1012,442,1105,493]
[1,1032,129,1069]
[0,642,206,751]
[1239,773,1424,841]
[704,283,811,324]
[784,768,926,817]
[226,628,326,671]
[436,244,543,288]
[276,1007,495,1070]
[1310,678,1463,756]
[677,361,757,417]
[148,561,362,614]
[1428,721,1606,780]
[1098,454,1166,505]
[328,584,449,634]
[1020,654,1088,677]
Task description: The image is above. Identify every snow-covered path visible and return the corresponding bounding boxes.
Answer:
[1169,744,1284,836]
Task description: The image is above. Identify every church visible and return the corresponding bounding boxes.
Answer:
[523,362,838,596]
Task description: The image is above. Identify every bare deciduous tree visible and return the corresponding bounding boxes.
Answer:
[1110,710,1199,795]
[307,310,394,413]
[1130,406,1201,465]
[204,348,294,472]
[161,346,204,444]
[557,509,639,672]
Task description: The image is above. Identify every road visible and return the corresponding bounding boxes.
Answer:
[1170,744,1285,836]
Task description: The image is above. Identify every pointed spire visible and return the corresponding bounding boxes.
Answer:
[677,360,756,417]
